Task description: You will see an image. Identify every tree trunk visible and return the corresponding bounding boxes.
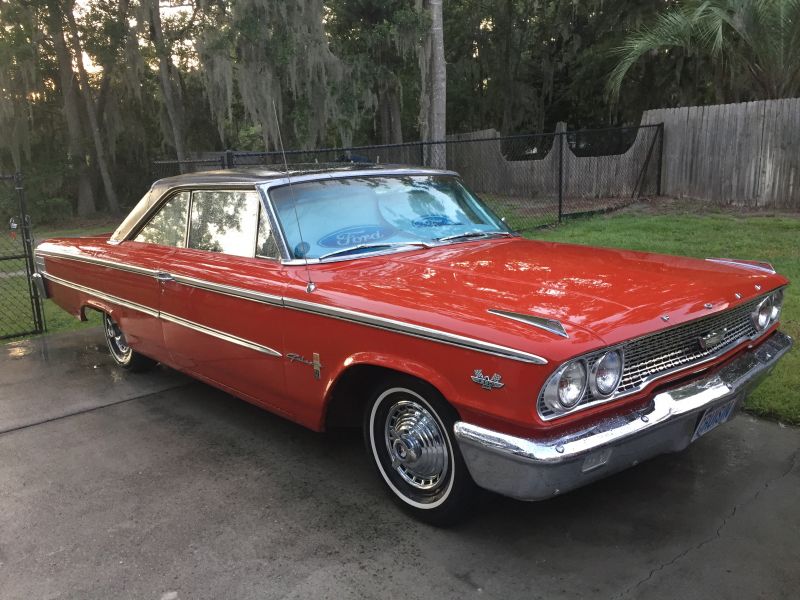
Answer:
[47,3,95,216]
[147,0,187,167]
[63,3,120,212]
[379,81,403,145]
[428,0,446,168]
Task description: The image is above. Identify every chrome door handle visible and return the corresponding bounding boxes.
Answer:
[156,271,174,282]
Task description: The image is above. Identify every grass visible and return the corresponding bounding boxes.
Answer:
[4,206,799,424]
[530,204,800,425]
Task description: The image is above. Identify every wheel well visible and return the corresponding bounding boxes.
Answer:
[324,364,451,430]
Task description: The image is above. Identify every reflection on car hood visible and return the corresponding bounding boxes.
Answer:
[318,238,787,360]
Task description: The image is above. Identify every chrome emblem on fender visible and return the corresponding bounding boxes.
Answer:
[698,328,727,351]
[471,369,504,390]
[287,352,323,379]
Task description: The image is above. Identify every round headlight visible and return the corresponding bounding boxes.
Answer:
[556,360,588,409]
[592,350,623,396]
[752,296,773,331]
[770,289,784,322]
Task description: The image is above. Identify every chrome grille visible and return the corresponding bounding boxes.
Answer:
[538,295,765,419]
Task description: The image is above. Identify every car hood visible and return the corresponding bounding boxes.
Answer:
[305,238,787,363]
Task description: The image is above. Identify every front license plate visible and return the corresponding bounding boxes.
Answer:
[692,399,737,442]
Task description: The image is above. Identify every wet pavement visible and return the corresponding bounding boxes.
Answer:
[0,328,798,599]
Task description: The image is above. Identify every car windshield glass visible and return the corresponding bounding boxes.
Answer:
[266,175,512,260]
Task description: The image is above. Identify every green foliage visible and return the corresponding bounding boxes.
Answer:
[1,0,800,220]
[608,0,800,103]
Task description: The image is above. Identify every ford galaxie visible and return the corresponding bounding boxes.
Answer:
[33,166,792,524]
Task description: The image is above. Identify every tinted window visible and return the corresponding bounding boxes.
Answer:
[256,205,280,259]
[134,192,189,247]
[188,190,259,257]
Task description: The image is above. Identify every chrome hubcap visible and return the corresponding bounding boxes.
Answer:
[385,399,448,490]
[104,315,129,357]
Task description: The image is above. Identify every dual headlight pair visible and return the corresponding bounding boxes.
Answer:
[541,349,623,415]
[542,288,785,418]
[751,289,784,332]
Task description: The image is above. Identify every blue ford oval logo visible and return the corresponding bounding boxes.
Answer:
[318,225,394,248]
[411,214,459,228]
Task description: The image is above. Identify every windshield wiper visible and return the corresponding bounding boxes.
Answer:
[318,241,431,261]
[436,230,515,243]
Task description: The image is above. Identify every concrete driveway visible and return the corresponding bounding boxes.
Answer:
[1,328,798,600]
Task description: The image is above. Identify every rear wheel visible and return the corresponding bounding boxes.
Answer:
[103,313,156,372]
[364,376,478,526]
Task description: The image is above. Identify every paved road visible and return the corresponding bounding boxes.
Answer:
[1,328,798,599]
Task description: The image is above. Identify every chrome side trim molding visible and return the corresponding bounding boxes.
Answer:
[706,258,776,274]
[284,297,548,365]
[43,272,159,318]
[170,273,283,307]
[159,312,282,357]
[488,309,568,338]
[36,248,158,278]
[43,273,280,357]
[39,248,546,364]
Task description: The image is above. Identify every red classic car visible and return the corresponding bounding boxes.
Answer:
[33,166,791,524]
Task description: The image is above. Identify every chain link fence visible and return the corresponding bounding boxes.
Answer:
[153,124,663,231]
[0,173,44,340]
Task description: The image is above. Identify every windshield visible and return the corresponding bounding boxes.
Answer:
[266,175,511,260]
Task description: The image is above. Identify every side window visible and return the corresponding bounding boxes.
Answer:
[134,191,190,247]
[256,205,280,259]
[188,190,260,257]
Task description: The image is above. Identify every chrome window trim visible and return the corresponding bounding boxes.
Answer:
[488,309,568,338]
[283,296,548,365]
[126,183,260,244]
[36,245,546,365]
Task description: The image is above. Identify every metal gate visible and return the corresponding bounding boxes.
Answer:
[0,173,44,340]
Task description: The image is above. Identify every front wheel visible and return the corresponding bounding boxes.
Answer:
[364,376,479,526]
[103,313,156,372]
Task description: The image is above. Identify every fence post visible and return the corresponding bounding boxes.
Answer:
[14,172,44,335]
[225,149,235,169]
[557,133,564,223]
[656,123,664,196]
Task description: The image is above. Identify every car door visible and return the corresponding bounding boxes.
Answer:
[158,188,289,413]
[98,190,192,362]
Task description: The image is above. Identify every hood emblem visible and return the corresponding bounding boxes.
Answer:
[471,370,504,390]
[698,328,728,351]
[704,303,714,310]
[487,309,568,338]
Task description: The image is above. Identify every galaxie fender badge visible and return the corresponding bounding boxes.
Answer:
[471,369,504,390]
[698,327,728,351]
[287,352,323,379]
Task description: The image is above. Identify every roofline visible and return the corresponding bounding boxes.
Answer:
[150,164,459,188]
[111,166,462,244]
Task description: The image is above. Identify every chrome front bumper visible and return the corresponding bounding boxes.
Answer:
[453,330,793,501]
